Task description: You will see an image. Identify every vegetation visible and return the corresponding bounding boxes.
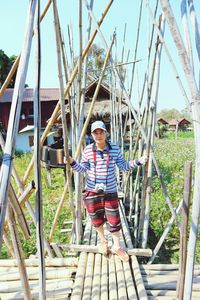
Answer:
[0,152,71,259]
[0,49,17,88]
[149,137,200,264]
[157,107,192,122]
[1,137,199,264]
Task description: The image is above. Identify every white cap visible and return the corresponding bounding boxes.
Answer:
[91,121,106,133]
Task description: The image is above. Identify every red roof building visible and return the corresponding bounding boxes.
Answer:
[0,88,62,130]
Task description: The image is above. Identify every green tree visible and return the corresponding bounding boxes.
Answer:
[157,108,182,121]
[0,49,17,88]
[87,44,110,83]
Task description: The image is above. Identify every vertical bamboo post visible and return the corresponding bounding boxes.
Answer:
[159,2,200,299]
[33,1,46,298]
[7,205,32,300]
[142,16,165,248]
[177,162,192,300]
[74,0,84,244]
[52,0,76,231]
[0,0,37,249]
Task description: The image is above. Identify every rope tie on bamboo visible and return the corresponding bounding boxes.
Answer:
[2,153,14,163]
[190,100,200,106]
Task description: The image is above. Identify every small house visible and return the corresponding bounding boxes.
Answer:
[16,125,54,153]
[168,118,192,132]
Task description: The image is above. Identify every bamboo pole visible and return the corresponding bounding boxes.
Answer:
[0,132,24,192]
[177,162,192,300]
[91,253,102,300]
[76,0,94,245]
[48,180,68,243]
[143,15,165,248]
[8,185,30,239]
[1,126,52,257]
[181,0,194,71]
[109,254,118,300]
[49,34,115,243]
[0,0,52,97]
[146,2,190,106]
[70,220,92,300]
[33,2,46,299]
[82,252,95,300]
[0,257,78,267]
[148,200,183,264]
[187,0,200,64]
[142,16,165,248]
[7,205,32,299]
[74,34,115,160]
[0,266,76,281]
[73,0,84,244]
[2,231,15,258]
[0,0,37,249]
[22,0,114,186]
[129,0,143,99]
[59,243,152,257]
[18,181,35,205]
[0,279,73,295]
[119,94,181,229]
[52,0,76,233]
[159,2,200,300]
[131,255,148,300]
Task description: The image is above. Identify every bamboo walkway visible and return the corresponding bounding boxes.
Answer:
[0,201,200,299]
[70,218,148,300]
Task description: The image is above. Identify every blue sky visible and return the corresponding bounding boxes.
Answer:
[1,0,200,112]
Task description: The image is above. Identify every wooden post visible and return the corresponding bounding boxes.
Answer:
[177,161,192,300]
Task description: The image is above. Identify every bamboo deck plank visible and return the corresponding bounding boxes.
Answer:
[70,219,92,300]
[0,266,76,281]
[82,253,95,300]
[146,289,200,298]
[91,253,102,300]
[100,255,109,300]
[0,257,78,267]
[109,255,118,300]
[131,255,148,300]
[0,278,73,294]
[114,255,128,299]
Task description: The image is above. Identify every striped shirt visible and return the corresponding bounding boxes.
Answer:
[71,142,139,193]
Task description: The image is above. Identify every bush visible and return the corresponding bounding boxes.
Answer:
[149,138,199,263]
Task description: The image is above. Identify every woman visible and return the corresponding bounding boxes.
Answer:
[67,120,147,261]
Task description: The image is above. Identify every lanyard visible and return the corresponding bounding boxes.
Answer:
[93,150,109,185]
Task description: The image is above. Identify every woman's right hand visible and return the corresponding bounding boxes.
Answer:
[64,156,74,165]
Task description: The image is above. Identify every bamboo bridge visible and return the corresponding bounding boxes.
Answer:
[0,198,200,299]
[1,1,200,300]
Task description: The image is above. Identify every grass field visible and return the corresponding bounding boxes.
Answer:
[0,137,199,264]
